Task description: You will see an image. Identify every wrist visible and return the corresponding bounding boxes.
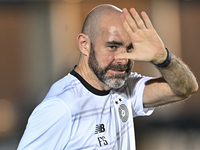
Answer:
[153,47,171,68]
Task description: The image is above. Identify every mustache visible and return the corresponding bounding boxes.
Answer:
[105,63,129,72]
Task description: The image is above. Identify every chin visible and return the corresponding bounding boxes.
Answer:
[104,78,126,89]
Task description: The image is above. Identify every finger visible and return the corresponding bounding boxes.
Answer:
[115,52,138,60]
[115,53,133,60]
[121,14,135,35]
[141,11,153,29]
[130,8,146,29]
[122,8,138,32]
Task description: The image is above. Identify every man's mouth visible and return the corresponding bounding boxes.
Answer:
[110,68,126,74]
[113,70,125,72]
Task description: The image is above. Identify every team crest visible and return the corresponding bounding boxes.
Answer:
[118,104,129,123]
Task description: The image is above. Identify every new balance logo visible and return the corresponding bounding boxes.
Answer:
[95,124,105,134]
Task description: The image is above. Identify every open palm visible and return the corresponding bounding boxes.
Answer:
[115,8,167,65]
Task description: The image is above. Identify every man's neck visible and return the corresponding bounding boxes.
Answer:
[74,64,110,91]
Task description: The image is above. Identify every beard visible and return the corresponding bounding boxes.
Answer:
[88,42,134,89]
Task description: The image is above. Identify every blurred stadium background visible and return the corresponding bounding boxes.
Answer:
[0,0,199,149]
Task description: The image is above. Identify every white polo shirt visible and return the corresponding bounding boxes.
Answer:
[17,70,154,150]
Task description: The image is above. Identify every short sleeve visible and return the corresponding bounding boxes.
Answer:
[17,98,71,150]
[127,73,155,118]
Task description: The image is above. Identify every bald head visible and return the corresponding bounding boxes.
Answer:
[81,4,122,43]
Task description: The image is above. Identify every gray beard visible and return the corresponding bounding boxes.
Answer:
[88,43,133,89]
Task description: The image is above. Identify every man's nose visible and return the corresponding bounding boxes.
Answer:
[115,48,128,64]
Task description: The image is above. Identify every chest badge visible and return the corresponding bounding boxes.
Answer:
[118,104,129,123]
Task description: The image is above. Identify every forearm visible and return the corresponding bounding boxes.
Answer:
[156,54,198,99]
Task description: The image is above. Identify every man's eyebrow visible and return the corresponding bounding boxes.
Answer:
[105,41,123,46]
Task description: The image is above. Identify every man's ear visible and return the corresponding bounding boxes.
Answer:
[77,33,90,56]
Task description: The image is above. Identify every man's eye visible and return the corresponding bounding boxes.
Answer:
[109,46,117,49]
[127,47,134,53]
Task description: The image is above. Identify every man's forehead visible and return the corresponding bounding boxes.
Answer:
[106,26,131,45]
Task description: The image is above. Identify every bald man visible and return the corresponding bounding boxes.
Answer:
[17,4,198,150]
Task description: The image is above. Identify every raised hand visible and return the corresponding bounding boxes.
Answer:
[115,8,167,65]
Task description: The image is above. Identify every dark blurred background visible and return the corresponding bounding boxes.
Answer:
[0,0,199,149]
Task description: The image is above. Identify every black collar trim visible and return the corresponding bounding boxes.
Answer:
[70,69,110,96]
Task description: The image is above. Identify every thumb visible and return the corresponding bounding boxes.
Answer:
[114,52,136,60]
